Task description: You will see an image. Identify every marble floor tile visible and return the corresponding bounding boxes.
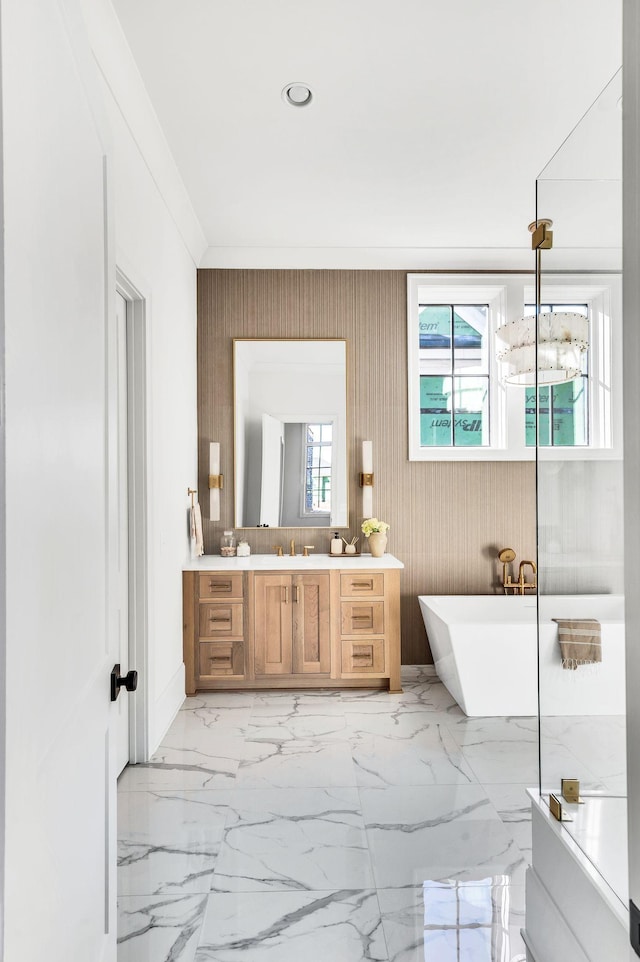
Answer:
[180,692,255,712]
[250,690,345,716]
[118,894,207,962]
[171,707,253,738]
[194,890,388,961]
[211,787,375,892]
[118,791,230,895]
[341,680,463,716]
[247,712,349,742]
[541,715,627,789]
[446,715,539,747]
[118,738,242,792]
[351,729,476,788]
[400,666,438,684]
[483,784,533,862]
[360,785,527,889]
[235,736,357,789]
[457,732,603,787]
[118,669,625,957]
[346,706,456,739]
[378,882,526,962]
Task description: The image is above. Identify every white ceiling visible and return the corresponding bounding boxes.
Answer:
[111,0,621,259]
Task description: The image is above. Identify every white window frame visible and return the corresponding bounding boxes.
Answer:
[300,421,332,519]
[407,273,622,461]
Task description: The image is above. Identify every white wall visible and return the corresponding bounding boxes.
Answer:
[82,0,204,751]
[99,78,198,749]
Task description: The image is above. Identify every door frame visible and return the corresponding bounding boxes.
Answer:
[116,268,150,764]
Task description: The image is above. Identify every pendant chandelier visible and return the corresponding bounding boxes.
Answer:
[496,311,588,386]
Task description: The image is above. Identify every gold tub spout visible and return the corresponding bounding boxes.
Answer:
[518,560,537,595]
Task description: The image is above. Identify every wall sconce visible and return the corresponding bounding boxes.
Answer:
[360,440,374,517]
[495,312,589,386]
[209,442,223,521]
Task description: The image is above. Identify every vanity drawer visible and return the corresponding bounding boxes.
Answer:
[341,639,385,674]
[341,601,384,635]
[340,573,384,598]
[199,641,245,677]
[199,572,244,600]
[199,602,244,639]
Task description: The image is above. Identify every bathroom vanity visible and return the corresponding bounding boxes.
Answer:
[182,554,403,694]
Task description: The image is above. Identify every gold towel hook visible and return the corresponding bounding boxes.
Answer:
[188,487,197,508]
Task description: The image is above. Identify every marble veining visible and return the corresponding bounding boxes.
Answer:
[211,788,374,892]
[117,894,207,962]
[194,890,388,961]
[117,668,622,960]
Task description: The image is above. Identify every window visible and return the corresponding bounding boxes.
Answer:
[303,422,332,516]
[418,305,490,447]
[524,303,589,447]
[407,274,621,461]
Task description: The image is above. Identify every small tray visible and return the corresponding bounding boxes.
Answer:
[328,551,361,557]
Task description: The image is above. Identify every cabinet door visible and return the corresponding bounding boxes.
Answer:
[254,574,293,675]
[292,573,331,674]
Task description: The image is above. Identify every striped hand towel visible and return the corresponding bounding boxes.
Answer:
[552,618,601,670]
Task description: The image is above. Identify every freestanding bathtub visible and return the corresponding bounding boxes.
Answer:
[418,594,625,717]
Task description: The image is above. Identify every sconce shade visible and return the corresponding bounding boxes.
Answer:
[496,312,589,386]
[209,442,221,521]
[361,440,373,518]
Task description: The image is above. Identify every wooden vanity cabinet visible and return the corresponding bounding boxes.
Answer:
[253,573,331,677]
[183,564,401,694]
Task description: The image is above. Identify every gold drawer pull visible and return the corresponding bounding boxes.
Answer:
[210,615,231,623]
[352,615,371,622]
[294,585,300,604]
[351,581,373,590]
[282,586,289,604]
[210,656,231,664]
[352,645,374,666]
[209,580,232,592]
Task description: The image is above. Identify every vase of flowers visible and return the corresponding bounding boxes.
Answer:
[361,518,389,558]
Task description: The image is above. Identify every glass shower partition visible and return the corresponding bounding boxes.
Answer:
[535,69,626,911]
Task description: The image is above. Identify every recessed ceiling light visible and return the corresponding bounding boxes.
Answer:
[282,82,313,107]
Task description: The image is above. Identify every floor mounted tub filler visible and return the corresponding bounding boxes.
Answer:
[418,594,625,717]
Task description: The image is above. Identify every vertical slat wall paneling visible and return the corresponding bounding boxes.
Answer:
[197,270,536,664]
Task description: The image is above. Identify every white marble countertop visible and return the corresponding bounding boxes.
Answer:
[184,552,404,571]
[528,789,628,913]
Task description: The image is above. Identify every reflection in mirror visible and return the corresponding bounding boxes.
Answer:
[234,339,348,528]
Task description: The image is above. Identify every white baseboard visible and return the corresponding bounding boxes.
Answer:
[149,662,186,755]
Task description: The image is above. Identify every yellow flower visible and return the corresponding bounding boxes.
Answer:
[361,517,390,537]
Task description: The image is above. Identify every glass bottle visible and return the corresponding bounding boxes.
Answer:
[220,530,237,557]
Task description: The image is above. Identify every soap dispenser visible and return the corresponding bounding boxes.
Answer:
[330,532,343,555]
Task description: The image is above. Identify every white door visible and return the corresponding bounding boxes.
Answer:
[260,413,284,525]
[3,1,119,959]
[115,291,131,775]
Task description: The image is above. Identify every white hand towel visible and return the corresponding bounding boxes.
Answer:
[191,502,204,558]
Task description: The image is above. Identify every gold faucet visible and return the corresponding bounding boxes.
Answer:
[302,545,315,557]
[290,538,296,557]
[518,560,537,595]
[273,544,283,557]
[498,548,537,595]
